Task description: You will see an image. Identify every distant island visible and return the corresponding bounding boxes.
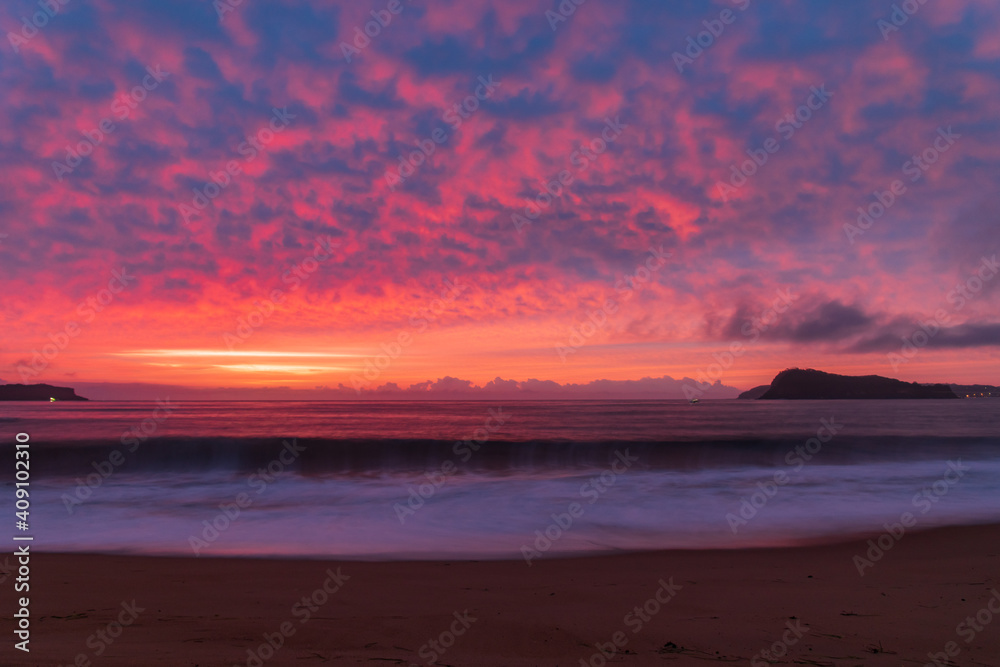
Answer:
[737,385,771,400]
[750,369,958,400]
[950,384,1000,398]
[0,384,89,401]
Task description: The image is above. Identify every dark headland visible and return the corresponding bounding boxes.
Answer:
[753,369,958,400]
[737,384,771,400]
[0,384,89,401]
[950,383,1000,398]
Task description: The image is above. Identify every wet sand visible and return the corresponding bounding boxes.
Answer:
[4,524,1000,666]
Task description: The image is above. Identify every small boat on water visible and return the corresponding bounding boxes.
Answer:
[689,398,699,404]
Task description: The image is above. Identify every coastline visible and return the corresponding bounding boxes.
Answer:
[6,524,999,666]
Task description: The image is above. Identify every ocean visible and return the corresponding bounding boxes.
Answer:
[3,399,999,559]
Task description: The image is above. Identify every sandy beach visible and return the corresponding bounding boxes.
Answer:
[2,524,997,666]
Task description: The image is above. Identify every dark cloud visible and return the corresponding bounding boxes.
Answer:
[785,301,875,342]
[851,322,1000,352]
[721,300,875,343]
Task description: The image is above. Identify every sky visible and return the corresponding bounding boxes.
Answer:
[1,0,999,399]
